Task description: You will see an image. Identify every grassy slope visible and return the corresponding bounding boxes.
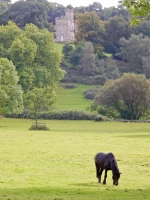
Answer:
[54,43,64,57]
[54,83,98,111]
[54,43,96,111]
[0,118,150,199]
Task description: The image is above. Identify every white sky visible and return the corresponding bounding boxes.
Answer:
[11,0,120,8]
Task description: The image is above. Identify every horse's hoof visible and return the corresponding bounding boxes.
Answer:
[103,182,106,185]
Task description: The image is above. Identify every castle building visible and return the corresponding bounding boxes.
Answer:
[55,9,76,42]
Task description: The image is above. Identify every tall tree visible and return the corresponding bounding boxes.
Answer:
[103,15,131,55]
[48,2,65,25]
[0,0,55,31]
[95,73,150,120]
[0,21,65,121]
[69,40,85,66]
[86,2,104,20]
[75,12,105,54]
[8,34,37,92]
[0,0,10,15]
[24,87,56,126]
[118,33,150,75]
[0,58,23,115]
[0,20,21,49]
[132,18,150,37]
[62,43,73,58]
[0,22,65,92]
[25,23,65,88]
[103,5,130,21]
[78,42,96,75]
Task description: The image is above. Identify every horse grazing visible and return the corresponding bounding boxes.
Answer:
[94,152,121,186]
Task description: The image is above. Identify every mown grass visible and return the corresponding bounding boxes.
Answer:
[0,118,150,199]
[54,43,64,57]
[54,83,98,111]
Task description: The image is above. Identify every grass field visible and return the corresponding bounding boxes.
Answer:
[54,43,64,57]
[0,118,150,199]
[54,84,98,111]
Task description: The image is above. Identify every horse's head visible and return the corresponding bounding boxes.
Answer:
[112,172,121,186]
[111,158,121,186]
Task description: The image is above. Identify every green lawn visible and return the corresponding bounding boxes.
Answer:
[0,118,150,199]
[54,83,98,111]
[54,43,64,57]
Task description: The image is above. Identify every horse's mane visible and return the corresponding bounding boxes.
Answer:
[111,158,120,177]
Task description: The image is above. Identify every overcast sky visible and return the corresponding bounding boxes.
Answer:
[11,0,120,8]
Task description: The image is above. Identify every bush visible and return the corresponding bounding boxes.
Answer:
[40,111,96,120]
[29,123,50,130]
[84,88,99,99]
[6,110,113,121]
[94,114,113,122]
[61,74,107,85]
[61,83,77,89]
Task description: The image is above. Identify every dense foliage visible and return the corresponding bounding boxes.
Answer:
[1,0,150,120]
[95,73,150,120]
[0,21,65,119]
[120,0,150,24]
[75,12,105,54]
[0,58,23,114]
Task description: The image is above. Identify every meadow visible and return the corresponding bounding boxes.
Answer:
[54,84,98,111]
[0,118,150,199]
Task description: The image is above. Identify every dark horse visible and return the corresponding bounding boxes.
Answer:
[94,152,121,186]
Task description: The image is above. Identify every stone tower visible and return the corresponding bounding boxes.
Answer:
[55,9,75,42]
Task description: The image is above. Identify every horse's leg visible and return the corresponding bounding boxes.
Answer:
[95,163,101,183]
[102,169,107,185]
[95,163,100,180]
[99,168,103,183]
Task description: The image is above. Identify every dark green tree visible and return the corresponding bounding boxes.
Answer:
[86,2,104,20]
[132,18,150,37]
[74,6,87,15]
[103,5,130,21]
[69,41,85,66]
[0,0,55,31]
[62,43,73,58]
[118,33,150,75]
[104,15,131,55]
[95,73,150,120]
[48,2,65,25]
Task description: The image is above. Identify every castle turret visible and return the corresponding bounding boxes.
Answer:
[65,9,74,21]
[55,9,76,42]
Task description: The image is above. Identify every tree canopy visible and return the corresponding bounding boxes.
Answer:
[24,87,56,125]
[0,21,65,119]
[0,58,23,115]
[120,0,150,24]
[103,15,131,55]
[95,73,150,120]
[118,33,150,76]
[75,12,105,54]
[78,42,96,75]
[0,0,55,31]
[0,21,65,92]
